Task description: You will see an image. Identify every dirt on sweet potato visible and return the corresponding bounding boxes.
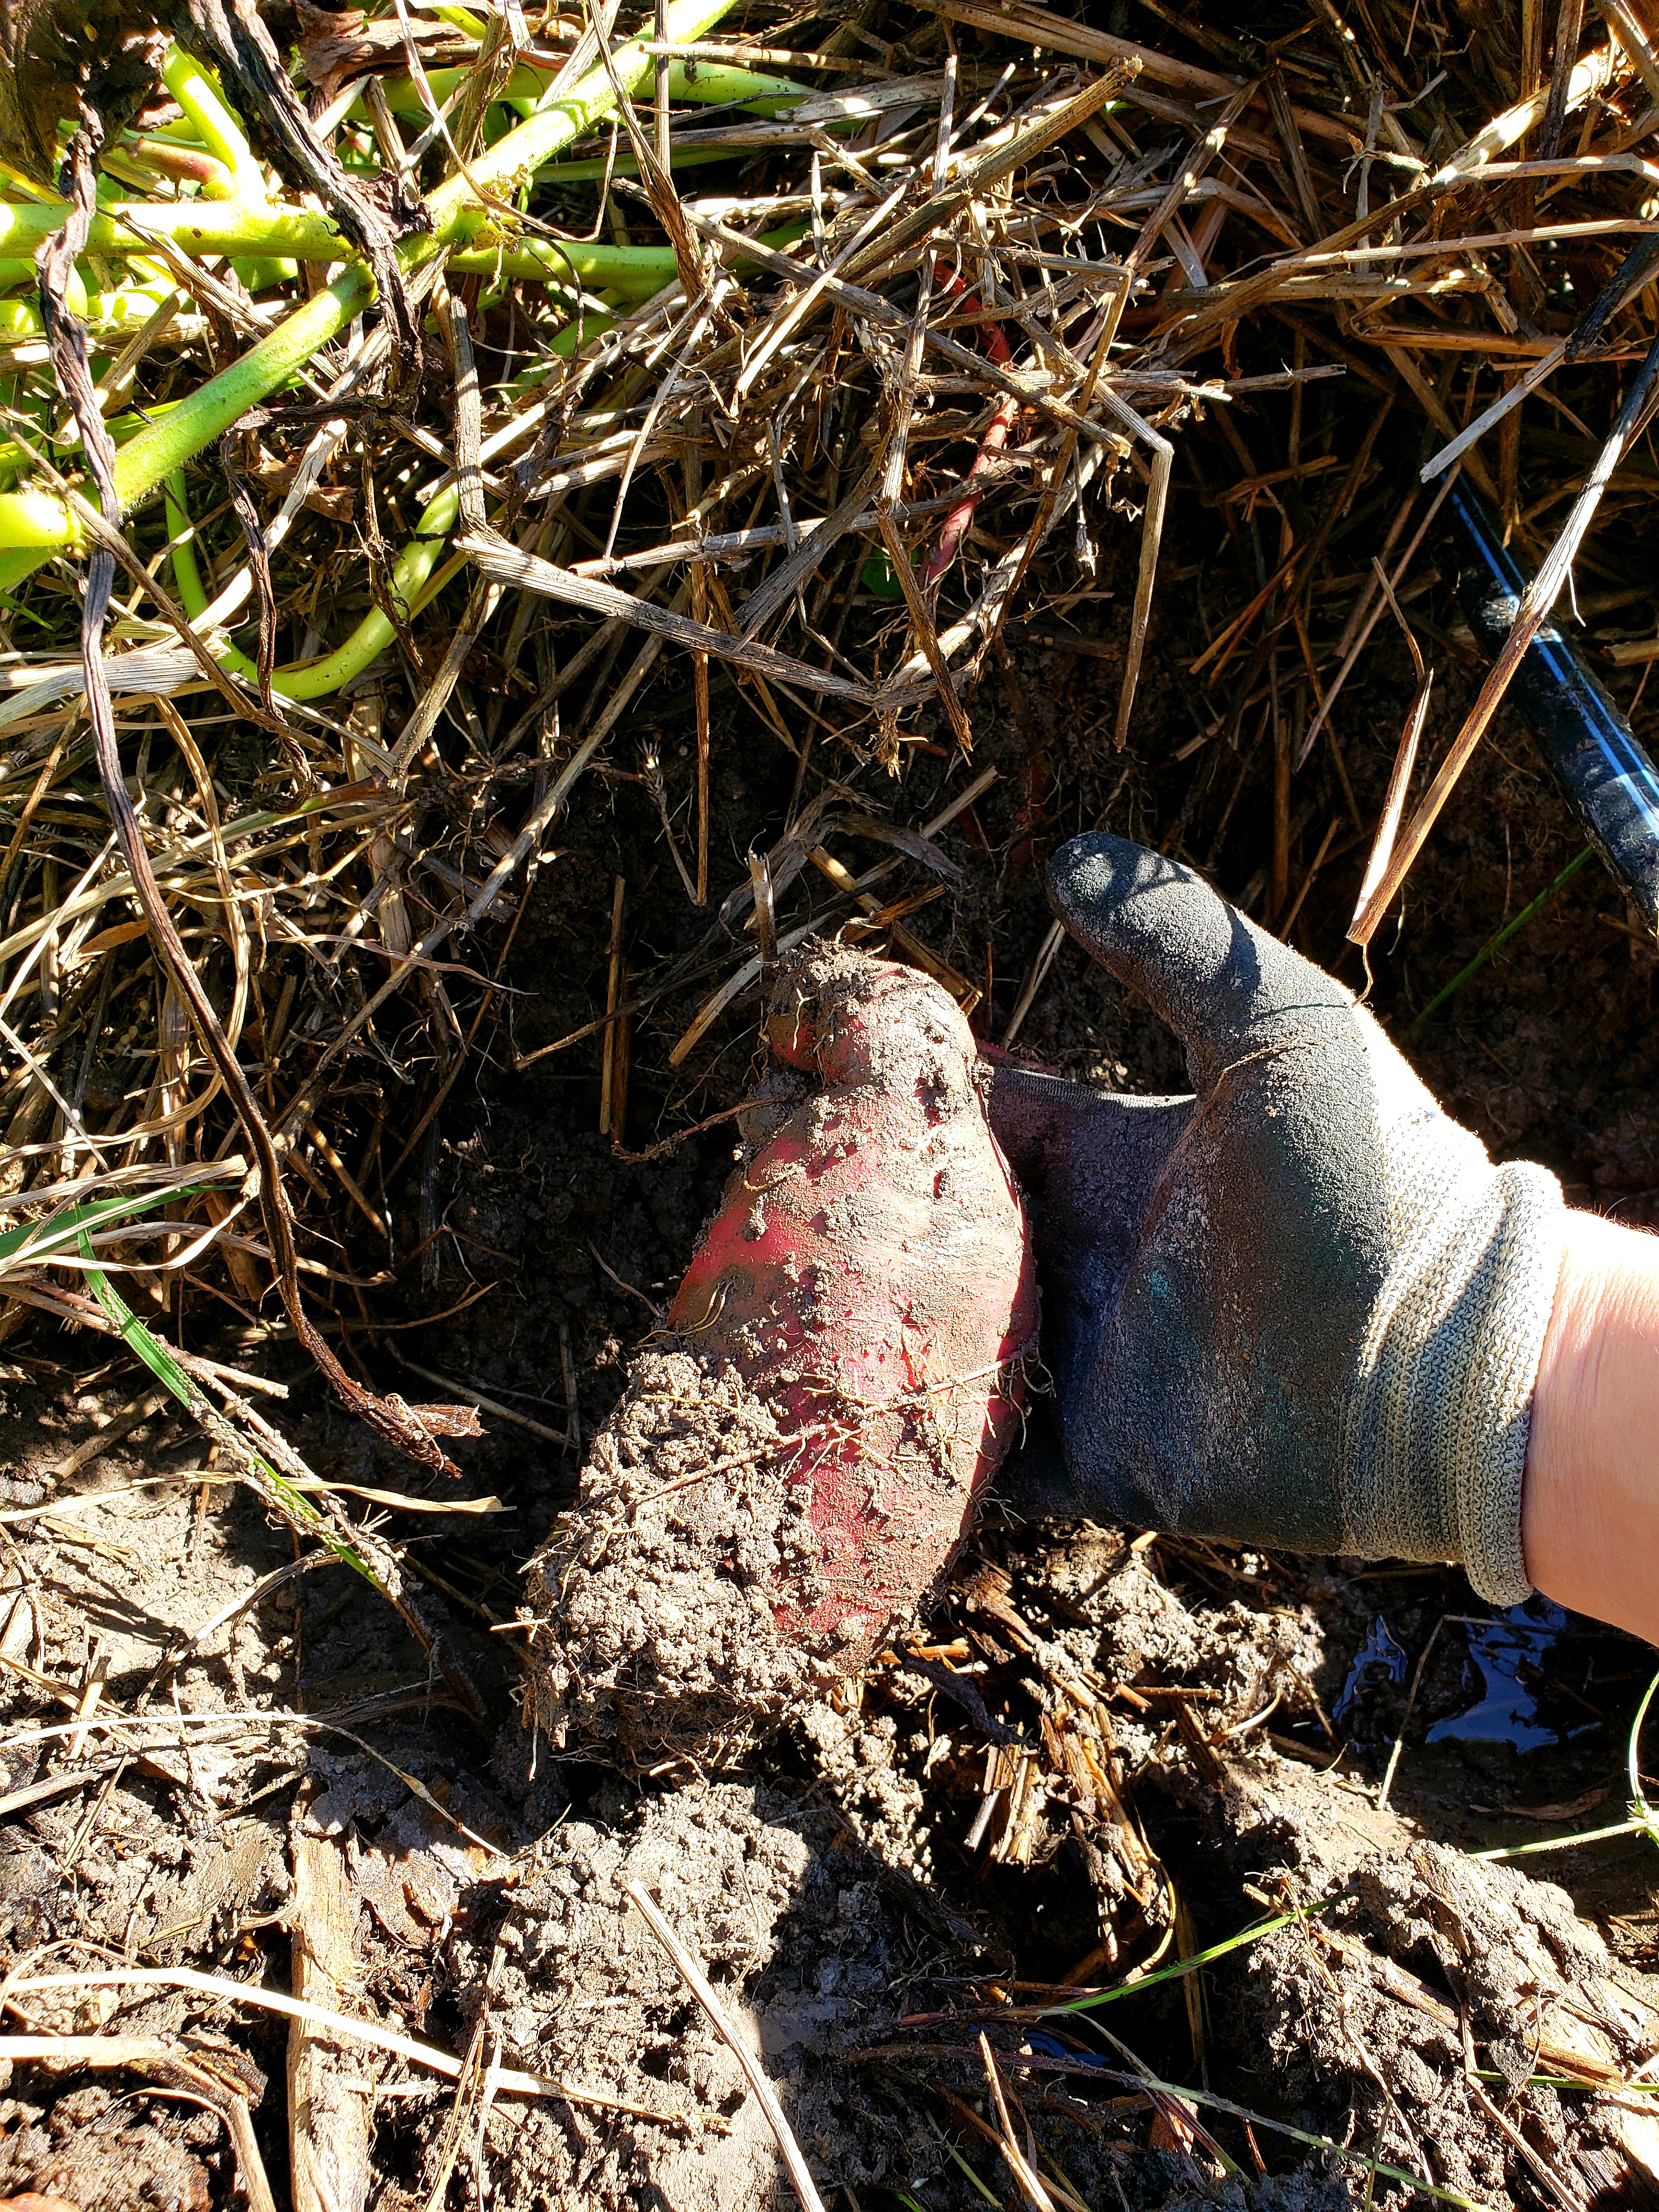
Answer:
[523,938,1038,1770]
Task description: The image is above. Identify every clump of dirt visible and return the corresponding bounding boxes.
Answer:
[524,1347,825,1768]
[427,1774,981,2212]
[1169,1758,1659,2207]
[0,2081,225,2211]
[525,938,1036,1770]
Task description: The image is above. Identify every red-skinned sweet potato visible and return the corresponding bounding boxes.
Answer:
[524,939,1038,1768]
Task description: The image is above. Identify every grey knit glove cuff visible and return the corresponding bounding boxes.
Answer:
[1340,1016,1565,1606]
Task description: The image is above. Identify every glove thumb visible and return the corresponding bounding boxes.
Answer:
[1047,834,1355,1096]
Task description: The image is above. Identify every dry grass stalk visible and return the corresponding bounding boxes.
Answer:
[622,1876,829,2212]
[0,1975,698,2119]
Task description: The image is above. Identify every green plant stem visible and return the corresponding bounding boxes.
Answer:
[368,54,808,120]
[160,309,609,701]
[0,0,744,566]
[0,198,688,294]
[1410,845,1594,1029]
[2,267,369,556]
[496,143,741,182]
[0,288,176,340]
[167,469,458,699]
[159,47,268,202]
[0,258,87,311]
[1474,1814,1651,1859]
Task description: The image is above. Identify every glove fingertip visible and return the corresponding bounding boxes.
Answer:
[1045,833,1170,950]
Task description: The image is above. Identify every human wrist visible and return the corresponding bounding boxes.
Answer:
[1524,1209,1659,1643]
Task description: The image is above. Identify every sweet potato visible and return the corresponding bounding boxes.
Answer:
[524,939,1039,1768]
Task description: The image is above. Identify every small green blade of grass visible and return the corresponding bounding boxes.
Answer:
[1475,1814,1652,1860]
[75,1224,376,1588]
[1043,1893,1333,2016]
[1409,844,1593,1030]
[1101,2065,1498,2211]
[923,2115,1000,2207]
[0,1183,213,1271]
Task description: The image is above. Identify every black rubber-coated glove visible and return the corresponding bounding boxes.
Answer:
[991,836,1565,1605]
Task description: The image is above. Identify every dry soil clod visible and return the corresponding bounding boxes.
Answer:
[524,939,1039,1769]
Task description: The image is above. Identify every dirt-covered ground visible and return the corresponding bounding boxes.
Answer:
[4,404,1659,2211]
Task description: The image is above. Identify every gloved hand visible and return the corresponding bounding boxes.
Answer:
[991,835,1565,1605]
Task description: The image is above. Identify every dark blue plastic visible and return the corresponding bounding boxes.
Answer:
[1446,481,1659,934]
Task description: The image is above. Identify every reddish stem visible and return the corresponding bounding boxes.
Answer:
[924,261,1020,589]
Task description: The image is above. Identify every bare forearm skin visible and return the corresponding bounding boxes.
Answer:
[1525,1210,1659,1645]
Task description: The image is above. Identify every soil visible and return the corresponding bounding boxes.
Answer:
[5,396,1659,2210]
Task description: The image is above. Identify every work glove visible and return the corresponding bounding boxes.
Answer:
[990,835,1565,1606]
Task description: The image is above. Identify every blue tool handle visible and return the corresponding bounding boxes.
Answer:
[1446,479,1659,935]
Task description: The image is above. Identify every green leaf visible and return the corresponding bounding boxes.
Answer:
[0,1182,213,1270]
[76,1228,378,1588]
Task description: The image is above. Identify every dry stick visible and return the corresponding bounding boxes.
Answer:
[1348,560,1435,946]
[876,503,973,751]
[436,289,488,532]
[735,461,881,639]
[622,1878,828,2212]
[979,2031,1059,2212]
[1540,0,1588,160]
[289,1819,371,2212]
[977,56,1210,741]
[731,178,909,403]
[458,529,879,699]
[1420,341,1567,478]
[1097,385,1173,750]
[913,0,1353,145]
[35,126,459,1485]
[587,0,709,306]
[1432,35,1621,179]
[841,63,1136,287]
[1598,0,1659,104]
[1003,919,1066,1045]
[689,208,1131,457]
[601,281,730,563]
[1360,327,1659,929]
[804,845,972,993]
[667,768,997,1065]
[683,430,710,905]
[0,1983,694,2121]
[1294,464,1462,769]
[386,570,501,781]
[600,875,625,1135]
[1422,207,1659,475]
[880,57,957,519]
[653,0,670,167]
[883,445,1108,709]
